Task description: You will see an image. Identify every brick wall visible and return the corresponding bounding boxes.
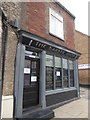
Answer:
[0,3,21,95]
[75,30,89,84]
[21,2,75,50]
[79,70,90,85]
[75,30,88,64]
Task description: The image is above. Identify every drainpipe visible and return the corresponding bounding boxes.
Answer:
[0,10,2,119]
[0,8,20,119]
[0,9,8,119]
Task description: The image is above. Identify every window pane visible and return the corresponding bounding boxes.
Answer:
[46,67,54,90]
[59,22,64,39]
[24,59,30,86]
[69,60,74,69]
[63,59,69,88]
[69,60,74,87]
[24,59,31,68]
[56,19,63,39]
[55,57,62,88]
[46,54,53,67]
[63,59,68,68]
[24,74,30,86]
[50,15,56,34]
[55,57,61,68]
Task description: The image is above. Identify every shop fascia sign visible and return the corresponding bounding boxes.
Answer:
[78,64,90,69]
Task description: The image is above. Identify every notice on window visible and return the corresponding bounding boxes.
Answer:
[24,68,30,74]
[31,76,37,82]
[56,71,60,76]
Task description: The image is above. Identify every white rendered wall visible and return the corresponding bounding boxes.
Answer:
[1,95,14,118]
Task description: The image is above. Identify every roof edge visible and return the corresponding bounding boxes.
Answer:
[75,30,89,37]
[54,0,75,19]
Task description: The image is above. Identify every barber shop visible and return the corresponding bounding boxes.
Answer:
[14,30,80,118]
[0,2,81,119]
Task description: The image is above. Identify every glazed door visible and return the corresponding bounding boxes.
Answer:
[23,56,40,109]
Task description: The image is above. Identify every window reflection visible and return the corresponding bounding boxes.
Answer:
[63,59,69,88]
[55,57,62,88]
[46,67,54,90]
[46,54,53,67]
[46,55,54,90]
[24,59,30,86]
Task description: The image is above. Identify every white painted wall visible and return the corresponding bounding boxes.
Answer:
[1,95,14,118]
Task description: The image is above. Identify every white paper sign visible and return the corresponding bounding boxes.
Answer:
[56,71,60,76]
[24,68,30,74]
[31,76,37,82]
[29,55,36,58]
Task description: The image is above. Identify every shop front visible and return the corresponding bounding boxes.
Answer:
[14,30,80,118]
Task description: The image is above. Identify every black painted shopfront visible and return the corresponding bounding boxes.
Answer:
[14,30,80,118]
[23,55,40,109]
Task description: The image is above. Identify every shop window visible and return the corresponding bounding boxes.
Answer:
[46,54,75,91]
[63,58,69,88]
[55,57,62,88]
[69,60,74,87]
[49,8,64,40]
[46,55,54,90]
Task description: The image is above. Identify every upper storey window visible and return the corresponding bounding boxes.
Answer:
[49,8,64,40]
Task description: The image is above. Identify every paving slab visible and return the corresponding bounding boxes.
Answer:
[53,87,89,118]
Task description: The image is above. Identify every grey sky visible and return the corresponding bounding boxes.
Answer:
[58,0,89,35]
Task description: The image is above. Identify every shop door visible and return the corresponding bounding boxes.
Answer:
[23,56,40,109]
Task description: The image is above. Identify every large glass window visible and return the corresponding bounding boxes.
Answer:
[49,8,64,40]
[46,55,54,90]
[55,57,62,88]
[46,54,75,91]
[69,60,74,87]
[63,59,69,88]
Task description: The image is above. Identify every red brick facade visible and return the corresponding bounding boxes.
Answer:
[21,2,75,50]
[75,30,89,85]
[79,70,89,85]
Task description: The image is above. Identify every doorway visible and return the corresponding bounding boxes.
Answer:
[23,55,40,109]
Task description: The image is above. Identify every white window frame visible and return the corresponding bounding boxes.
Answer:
[49,8,64,40]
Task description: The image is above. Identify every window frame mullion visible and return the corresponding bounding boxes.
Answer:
[73,60,76,87]
[61,58,64,89]
[68,60,70,88]
[53,55,56,90]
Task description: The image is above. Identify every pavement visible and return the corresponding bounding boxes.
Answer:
[53,87,89,119]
